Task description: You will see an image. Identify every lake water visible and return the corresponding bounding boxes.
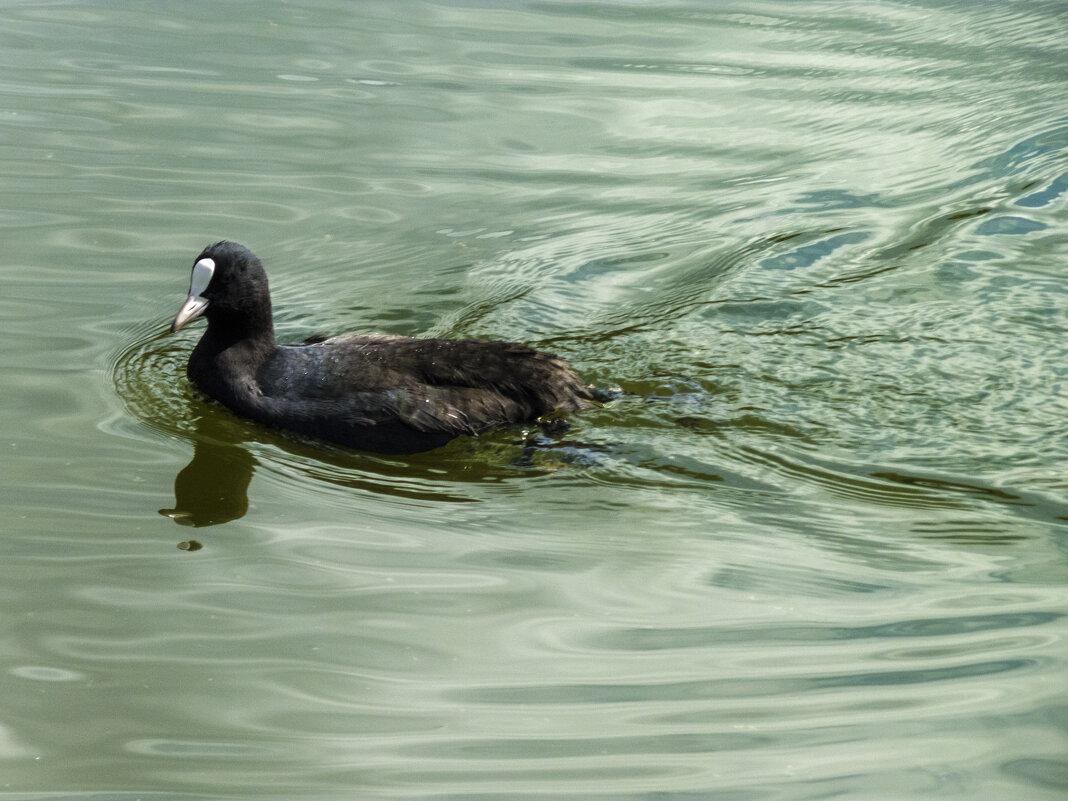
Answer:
[2,1,1066,798]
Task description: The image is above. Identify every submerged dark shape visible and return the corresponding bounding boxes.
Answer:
[169,241,592,453]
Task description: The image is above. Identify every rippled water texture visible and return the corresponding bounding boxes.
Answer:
[1,1,1066,799]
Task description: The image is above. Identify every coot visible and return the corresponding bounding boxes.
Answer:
[170,241,592,453]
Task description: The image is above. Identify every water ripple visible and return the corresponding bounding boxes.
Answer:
[4,1,1068,799]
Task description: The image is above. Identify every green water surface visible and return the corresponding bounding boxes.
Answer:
[1,1,1066,799]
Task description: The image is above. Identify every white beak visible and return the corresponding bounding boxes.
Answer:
[171,294,209,332]
[170,257,215,333]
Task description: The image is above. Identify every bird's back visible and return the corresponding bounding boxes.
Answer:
[250,333,591,452]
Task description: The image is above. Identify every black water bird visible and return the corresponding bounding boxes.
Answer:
[170,241,592,453]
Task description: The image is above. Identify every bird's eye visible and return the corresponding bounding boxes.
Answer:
[190,258,215,296]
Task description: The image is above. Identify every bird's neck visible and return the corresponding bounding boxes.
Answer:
[189,322,276,410]
[203,311,276,352]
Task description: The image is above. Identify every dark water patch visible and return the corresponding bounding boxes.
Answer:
[403,729,781,760]
[1016,171,1068,208]
[449,658,1036,706]
[1002,756,1068,793]
[586,611,1063,652]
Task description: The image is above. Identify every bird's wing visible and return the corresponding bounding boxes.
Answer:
[317,334,590,433]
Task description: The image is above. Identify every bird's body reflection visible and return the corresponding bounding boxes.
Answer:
[157,398,609,535]
[159,437,255,527]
